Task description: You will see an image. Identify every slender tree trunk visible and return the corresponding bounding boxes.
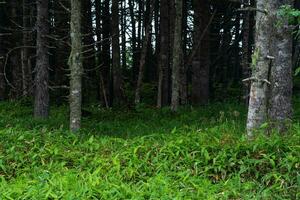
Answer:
[34,0,49,118]
[121,1,127,70]
[157,0,171,107]
[69,0,83,132]
[95,0,102,101]
[180,0,188,105]
[22,0,32,97]
[112,0,124,105]
[100,0,111,107]
[134,0,155,105]
[171,0,183,111]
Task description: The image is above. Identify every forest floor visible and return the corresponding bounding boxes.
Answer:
[0,100,299,199]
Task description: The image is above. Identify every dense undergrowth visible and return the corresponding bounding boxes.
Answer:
[0,101,299,199]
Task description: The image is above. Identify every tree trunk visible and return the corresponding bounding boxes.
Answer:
[34,0,49,118]
[69,0,83,132]
[112,0,124,105]
[22,0,32,97]
[191,0,210,105]
[100,0,111,107]
[157,0,171,108]
[268,0,293,132]
[180,0,188,105]
[128,0,138,84]
[171,0,183,111]
[246,0,293,137]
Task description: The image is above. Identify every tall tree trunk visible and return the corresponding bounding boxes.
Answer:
[246,0,293,137]
[100,0,111,107]
[157,0,171,108]
[112,0,124,105]
[34,0,50,118]
[134,0,155,105]
[268,0,293,132]
[121,0,127,70]
[191,0,210,105]
[171,0,183,111]
[22,0,32,97]
[180,0,188,105]
[95,0,102,101]
[69,0,83,131]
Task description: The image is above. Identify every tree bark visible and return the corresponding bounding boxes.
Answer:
[34,0,50,118]
[268,0,293,132]
[246,0,293,137]
[191,0,210,105]
[112,0,124,105]
[157,0,171,108]
[69,0,83,132]
[171,0,183,111]
[100,0,111,107]
[22,0,32,97]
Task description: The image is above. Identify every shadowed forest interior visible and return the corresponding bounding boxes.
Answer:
[0,0,299,199]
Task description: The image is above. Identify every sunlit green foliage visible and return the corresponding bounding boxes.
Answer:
[0,101,299,199]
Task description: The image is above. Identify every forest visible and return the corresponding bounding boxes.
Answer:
[0,0,299,199]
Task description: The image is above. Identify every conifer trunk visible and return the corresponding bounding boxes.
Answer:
[34,0,49,118]
[171,0,183,111]
[69,0,83,132]
[112,0,123,105]
[246,0,293,137]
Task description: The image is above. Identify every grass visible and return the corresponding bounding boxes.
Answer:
[0,100,299,199]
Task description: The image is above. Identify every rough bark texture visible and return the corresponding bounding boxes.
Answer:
[246,0,293,137]
[34,0,49,118]
[268,0,293,132]
[69,0,83,132]
[171,0,183,111]
[157,0,170,108]
[112,0,124,105]
[191,0,210,105]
